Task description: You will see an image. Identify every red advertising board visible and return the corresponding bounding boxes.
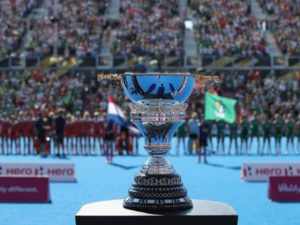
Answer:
[269,176,300,202]
[0,176,50,202]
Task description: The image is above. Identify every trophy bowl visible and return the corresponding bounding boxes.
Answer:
[121,73,195,102]
[120,73,195,211]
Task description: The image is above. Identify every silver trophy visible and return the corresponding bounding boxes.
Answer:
[120,73,195,211]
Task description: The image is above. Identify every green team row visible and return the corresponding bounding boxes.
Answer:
[178,118,300,138]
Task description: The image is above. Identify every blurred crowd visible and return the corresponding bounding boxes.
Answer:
[0,0,110,59]
[1,71,300,156]
[0,70,128,157]
[1,0,299,60]
[189,0,267,57]
[189,70,300,121]
[111,0,184,58]
[1,70,300,128]
[23,0,110,58]
[0,70,125,116]
[0,0,40,58]
[258,0,300,56]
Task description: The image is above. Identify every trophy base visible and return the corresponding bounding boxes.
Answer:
[123,173,193,211]
[76,199,238,225]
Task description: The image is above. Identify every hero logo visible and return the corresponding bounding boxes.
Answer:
[47,168,74,176]
[6,168,33,175]
[242,163,300,182]
[0,163,76,182]
[255,168,284,176]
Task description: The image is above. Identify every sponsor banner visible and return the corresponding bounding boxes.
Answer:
[241,162,300,182]
[0,163,76,182]
[269,176,300,202]
[0,176,50,202]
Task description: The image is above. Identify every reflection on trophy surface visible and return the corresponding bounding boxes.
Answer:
[120,73,195,211]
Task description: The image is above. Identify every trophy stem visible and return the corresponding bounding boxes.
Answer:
[123,151,193,211]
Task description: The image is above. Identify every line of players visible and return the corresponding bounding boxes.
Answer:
[186,114,300,155]
[2,111,300,156]
[0,111,137,156]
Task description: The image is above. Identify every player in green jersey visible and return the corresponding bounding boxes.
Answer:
[250,115,260,154]
[285,114,294,154]
[273,114,282,155]
[176,122,187,156]
[217,120,226,154]
[240,117,249,155]
[206,121,213,152]
[228,121,238,155]
[262,118,272,155]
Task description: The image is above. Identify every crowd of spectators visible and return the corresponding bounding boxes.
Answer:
[1,70,300,156]
[189,70,300,124]
[0,0,40,59]
[258,0,300,56]
[0,0,110,59]
[1,70,300,125]
[189,0,267,57]
[111,0,184,59]
[1,0,299,61]
[23,0,110,58]
[0,70,124,118]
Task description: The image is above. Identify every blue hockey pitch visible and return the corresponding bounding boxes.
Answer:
[0,151,299,225]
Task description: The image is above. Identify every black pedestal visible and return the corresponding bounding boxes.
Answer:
[76,199,238,225]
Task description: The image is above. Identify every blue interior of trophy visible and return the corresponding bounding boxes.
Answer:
[121,73,195,154]
[121,73,195,103]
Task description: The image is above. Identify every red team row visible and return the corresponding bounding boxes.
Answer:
[0,118,138,157]
[0,120,106,138]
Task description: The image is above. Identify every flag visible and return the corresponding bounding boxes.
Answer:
[107,95,139,135]
[204,92,237,123]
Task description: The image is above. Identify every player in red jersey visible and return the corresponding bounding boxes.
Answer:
[54,109,66,157]
[297,115,300,154]
[69,115,77,155]
[103,115,116,164]
[10,115,21,155]
[64,114,73,155]
[80,112,88,155]
[89,112,98,155]
[0,114,10,155]
[85,112,94,155]
[93,112,105,155]
[116,125,133,155]
[74,111,82,155]
[0,114,4,154]
[47,112,55,155]
[80,111,93,155]
[23,113,35,155]
[98,120,105,155]
[18,112,27,155]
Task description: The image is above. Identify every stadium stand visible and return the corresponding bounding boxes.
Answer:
[0,0,300,157]
[258,0,300,56]
[189,0,267,57]
[22,0,109,58]
[0,0,41,59]
[111,0,184,58]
